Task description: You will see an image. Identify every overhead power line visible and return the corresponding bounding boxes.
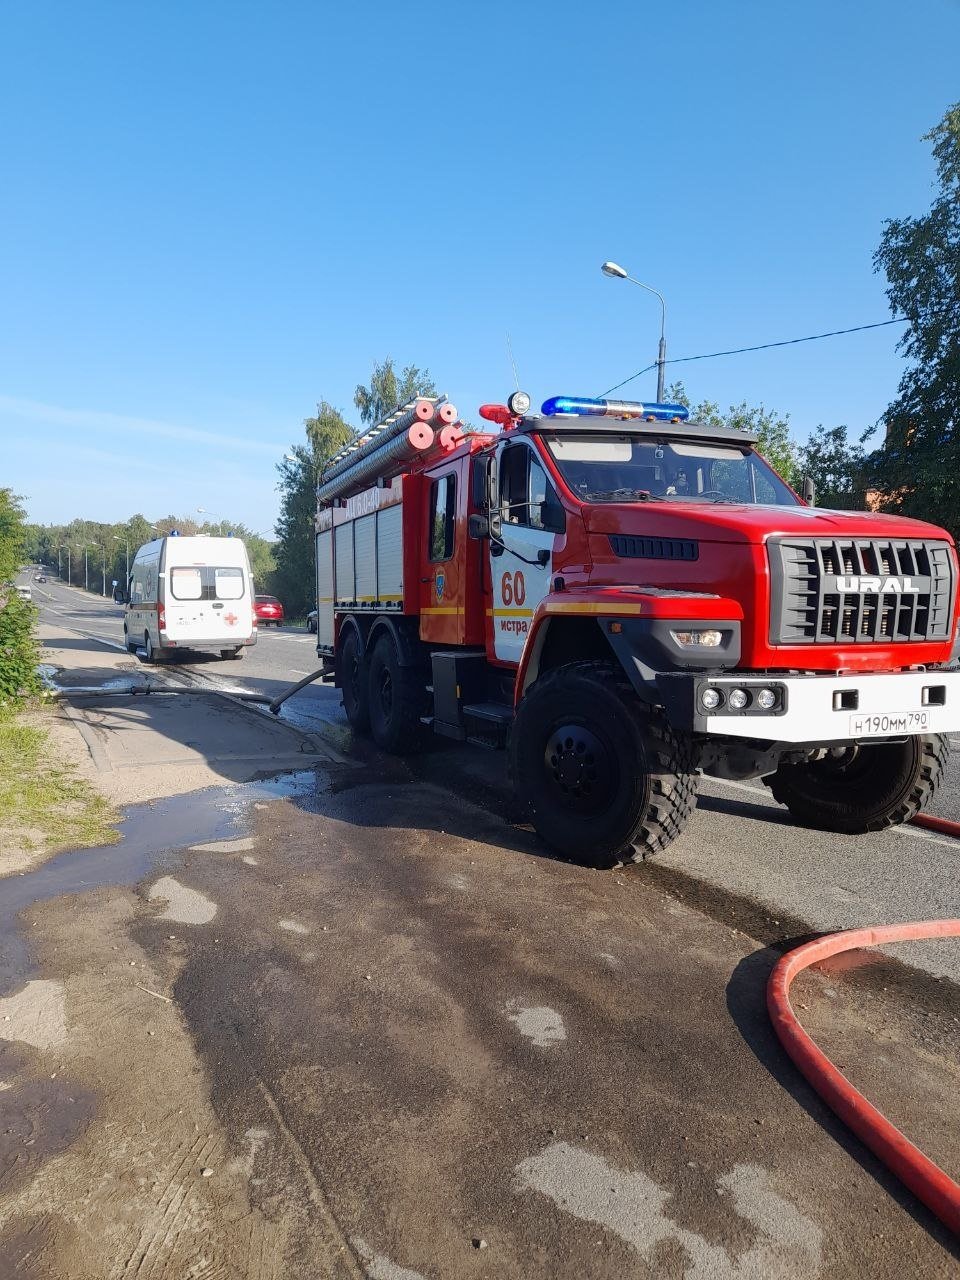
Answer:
[600,317,909,398]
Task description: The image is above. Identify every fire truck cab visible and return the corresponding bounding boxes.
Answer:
[315,394,960,867]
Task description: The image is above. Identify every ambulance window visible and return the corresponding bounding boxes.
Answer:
[170,567,202,600]
[214,567,244,599]
[429,473,457,561]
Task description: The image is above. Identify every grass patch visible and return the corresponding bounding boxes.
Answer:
[0,708,119,864]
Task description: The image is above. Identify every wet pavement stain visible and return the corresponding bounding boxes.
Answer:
[0,770,321,994]
[0,1077,97,1198]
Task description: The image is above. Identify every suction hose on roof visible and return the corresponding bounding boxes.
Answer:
[767,919,960,1235]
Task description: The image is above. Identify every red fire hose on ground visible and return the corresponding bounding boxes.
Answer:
[768,914,960,1235]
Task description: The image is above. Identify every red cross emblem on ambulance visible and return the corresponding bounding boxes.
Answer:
[224,612,238,626]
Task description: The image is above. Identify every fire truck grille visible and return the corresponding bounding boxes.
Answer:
[768,537,956,645]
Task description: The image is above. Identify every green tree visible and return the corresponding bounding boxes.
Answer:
[666,381,800,486]
[796,424,872,509]
[0,489,40,706]
[305,399,354,462]
[354,357,437,426]
[273,402,353,617]
[871,102,960,537]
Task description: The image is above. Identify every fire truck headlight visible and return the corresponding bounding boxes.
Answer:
[701,687,722,710]
[507,390,531,415]
[670,629,723,649]
[756,688,777,711]
[728,688,750,710]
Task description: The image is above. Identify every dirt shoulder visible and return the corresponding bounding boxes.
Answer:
[0,620,336,880]
[0,704,119,878]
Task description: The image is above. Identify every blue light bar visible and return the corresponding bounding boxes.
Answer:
[541,395,690,422]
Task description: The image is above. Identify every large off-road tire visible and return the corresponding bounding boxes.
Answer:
[509,660,700,867]
[763,734,948,833]
[339,627,369,733]
[366,632,425,754]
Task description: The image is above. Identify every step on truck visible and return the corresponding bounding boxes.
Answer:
[313,392,960,866]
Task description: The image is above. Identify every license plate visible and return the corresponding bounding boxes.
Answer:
[849,710,929,737]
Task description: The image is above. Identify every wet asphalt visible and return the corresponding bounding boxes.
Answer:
[5,576,959,1275]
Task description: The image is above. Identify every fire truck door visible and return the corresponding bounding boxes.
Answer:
[491,442,557,664]
[420,465,464,643]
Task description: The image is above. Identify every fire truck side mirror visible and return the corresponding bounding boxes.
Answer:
[801,475,816,506]
[468,514,490,540]
[485,454,502,541]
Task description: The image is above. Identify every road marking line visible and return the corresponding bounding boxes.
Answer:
[705,770,958,851]
[291,670,310,676]
[949,738,960,748]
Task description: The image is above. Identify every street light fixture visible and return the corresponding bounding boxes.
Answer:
[196,506,226,535]
[601,259,668,402]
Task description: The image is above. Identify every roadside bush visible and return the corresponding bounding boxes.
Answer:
[0,592,40,707]
[0,488,41,710]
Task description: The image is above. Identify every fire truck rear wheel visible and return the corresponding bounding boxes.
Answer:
[339,627,369,733]
[367,632,425,754]
[510,661,699,867]
[764,734,948,833]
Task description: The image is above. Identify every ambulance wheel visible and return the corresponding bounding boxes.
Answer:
[367,633,424,754]
[763,734,948,833]
[143,633,162,664]
[124,628,137,654]
[510,661,699,867]
[339,627,369,733]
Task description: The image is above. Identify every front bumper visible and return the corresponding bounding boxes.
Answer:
[657,668,960,744]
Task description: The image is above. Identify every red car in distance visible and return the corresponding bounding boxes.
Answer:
[253,594,284,627]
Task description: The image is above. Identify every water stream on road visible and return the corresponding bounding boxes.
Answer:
[0,771,319,993]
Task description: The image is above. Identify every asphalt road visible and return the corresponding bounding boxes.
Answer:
[10,572,960,1274]
[33,575,960,983]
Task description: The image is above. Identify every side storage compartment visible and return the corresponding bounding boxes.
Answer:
[334,522,356,608]
[315,528,334,650]
[376,502,403,604]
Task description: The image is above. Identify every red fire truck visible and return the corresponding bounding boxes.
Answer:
[314,393,960,866]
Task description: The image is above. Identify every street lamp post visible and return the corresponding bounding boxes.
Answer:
[196,507,226,536]
[601,260,668,403]
[113,535,129,589]
[66,547,71,586]
[57,547,63,578]
[100,546,107,596]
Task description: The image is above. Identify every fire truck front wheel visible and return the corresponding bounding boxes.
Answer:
[764,734,948,833]
[510,661,699,867]
[367,633,425,754]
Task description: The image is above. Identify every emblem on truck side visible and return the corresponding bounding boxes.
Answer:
[436,572,445,601]
[834,576,920,593]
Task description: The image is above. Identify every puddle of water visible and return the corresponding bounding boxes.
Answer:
[0,771,317,994]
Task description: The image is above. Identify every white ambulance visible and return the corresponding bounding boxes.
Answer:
[124,534,257,662]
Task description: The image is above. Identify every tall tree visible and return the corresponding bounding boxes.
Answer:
[273,402,353,617]
[354,357,437,426]
[666,381,800,487]
[871,102,960,537]
[796,424,871,509]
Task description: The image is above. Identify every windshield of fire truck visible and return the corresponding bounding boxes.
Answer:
[544,435,799,506]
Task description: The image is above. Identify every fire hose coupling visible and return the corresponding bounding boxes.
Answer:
[698,679,787,715]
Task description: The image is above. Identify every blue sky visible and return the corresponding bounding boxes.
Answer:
[2,0,958,533]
